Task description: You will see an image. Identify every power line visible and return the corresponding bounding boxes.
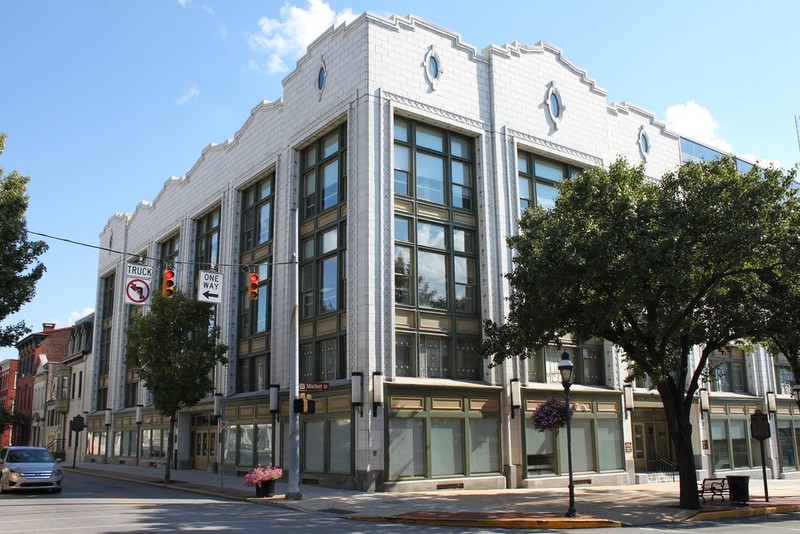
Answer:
[27,230,293,271]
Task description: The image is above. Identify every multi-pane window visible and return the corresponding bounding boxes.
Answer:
[299,222,346,319]
[528,343,604,386]
[300,337,346,383]
[393,117,480,380]
[96,274,114,410]
[709,348,747,393]
[123,369,138,408]
[298,125,348,383]
[387,392,500,480]
[237,176,274,394]
[710,417,762,470]
[195,208,221,271]
[775,356,794,395]
[301,125,347,219]
[517,152,581,211]
[394,117,474,210]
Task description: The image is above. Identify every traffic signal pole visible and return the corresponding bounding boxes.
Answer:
[286,203,302,501]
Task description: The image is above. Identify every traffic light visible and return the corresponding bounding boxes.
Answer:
[162,269,175,298]
[293,393,316,414]
[247,272,259,301]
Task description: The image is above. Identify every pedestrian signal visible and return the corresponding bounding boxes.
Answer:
[162,269,175,298]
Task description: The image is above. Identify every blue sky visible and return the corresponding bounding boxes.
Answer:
[1,0,798,361]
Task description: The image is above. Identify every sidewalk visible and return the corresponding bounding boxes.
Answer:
[65,462,800,529]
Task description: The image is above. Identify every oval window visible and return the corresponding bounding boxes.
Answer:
[549,92,561,119]
[317,66,326,91]
[638,128,651,160]
[428,55,439,80]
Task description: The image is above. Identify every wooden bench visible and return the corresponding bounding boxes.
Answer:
[698,478,726,502]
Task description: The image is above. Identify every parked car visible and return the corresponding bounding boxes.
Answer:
[0,446,63,493]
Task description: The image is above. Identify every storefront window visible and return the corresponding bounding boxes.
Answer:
[597,420,624,470]
[304,420,324,473]
[469,418,500,473]
[389,418,425,478]
[431,419,464,476]
[328,419,351,474]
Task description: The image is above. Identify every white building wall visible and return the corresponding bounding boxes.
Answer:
[89,11,789,490]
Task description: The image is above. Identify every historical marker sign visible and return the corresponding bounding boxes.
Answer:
[197,270,223,303]
[751,412,771,441]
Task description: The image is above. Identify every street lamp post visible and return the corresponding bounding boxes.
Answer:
[558,352,577,518]
[104,408,112,464]
[135,405,143,467]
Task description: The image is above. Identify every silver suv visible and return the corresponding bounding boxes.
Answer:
[0,446,63,493]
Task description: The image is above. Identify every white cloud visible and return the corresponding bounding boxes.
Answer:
[218,25,229,40]
[177,0,190,7]
[665,101,784,169]
[664,101,732,153]
[200,4,214,16]
[68,308,95,324]
[176,84,200,106]
[247,0,357,74]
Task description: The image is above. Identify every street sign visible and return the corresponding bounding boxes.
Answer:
[197,270,223,303]
[299,382,330,392]
[219,419,229,431]
[125,278,151,305]
[127,264,153,279]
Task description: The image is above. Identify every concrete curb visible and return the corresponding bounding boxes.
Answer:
[347,512,623,529]
[689,504,800,521]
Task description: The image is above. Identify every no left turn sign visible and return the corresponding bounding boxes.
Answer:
[125,278,151,305]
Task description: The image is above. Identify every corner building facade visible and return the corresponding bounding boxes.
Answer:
[89,13,797,491]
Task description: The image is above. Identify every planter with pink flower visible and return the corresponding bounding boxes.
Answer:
[243,464,283,497]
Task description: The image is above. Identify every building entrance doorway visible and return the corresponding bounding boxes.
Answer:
[632,408,676,472]
[190,414,217,470]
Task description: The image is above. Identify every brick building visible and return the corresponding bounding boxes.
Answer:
[0,359,19,448]
[14,323,70,447]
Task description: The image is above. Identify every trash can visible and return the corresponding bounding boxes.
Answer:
[726,475,750,504]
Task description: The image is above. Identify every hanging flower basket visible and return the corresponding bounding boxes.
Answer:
[530,397,569,432]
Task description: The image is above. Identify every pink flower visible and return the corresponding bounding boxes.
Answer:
[530,397,569,432]
[242,464,283,487]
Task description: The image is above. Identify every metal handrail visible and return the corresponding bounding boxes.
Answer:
[654,453,678,481]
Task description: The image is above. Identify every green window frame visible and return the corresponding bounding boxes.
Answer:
[386,391,501,481]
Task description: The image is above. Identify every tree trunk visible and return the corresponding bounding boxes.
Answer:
[164,413,175,483]
[658,385,701,509]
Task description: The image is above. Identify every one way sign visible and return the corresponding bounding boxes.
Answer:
[197,270,223,304]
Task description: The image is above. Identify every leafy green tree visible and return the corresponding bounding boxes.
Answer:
[0,133,48,347]
[756,212,800,407]
[482,157,798,509]
[0,404,26,435]
[125,291,228,482]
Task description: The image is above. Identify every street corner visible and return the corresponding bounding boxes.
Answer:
[347,510,623,529]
